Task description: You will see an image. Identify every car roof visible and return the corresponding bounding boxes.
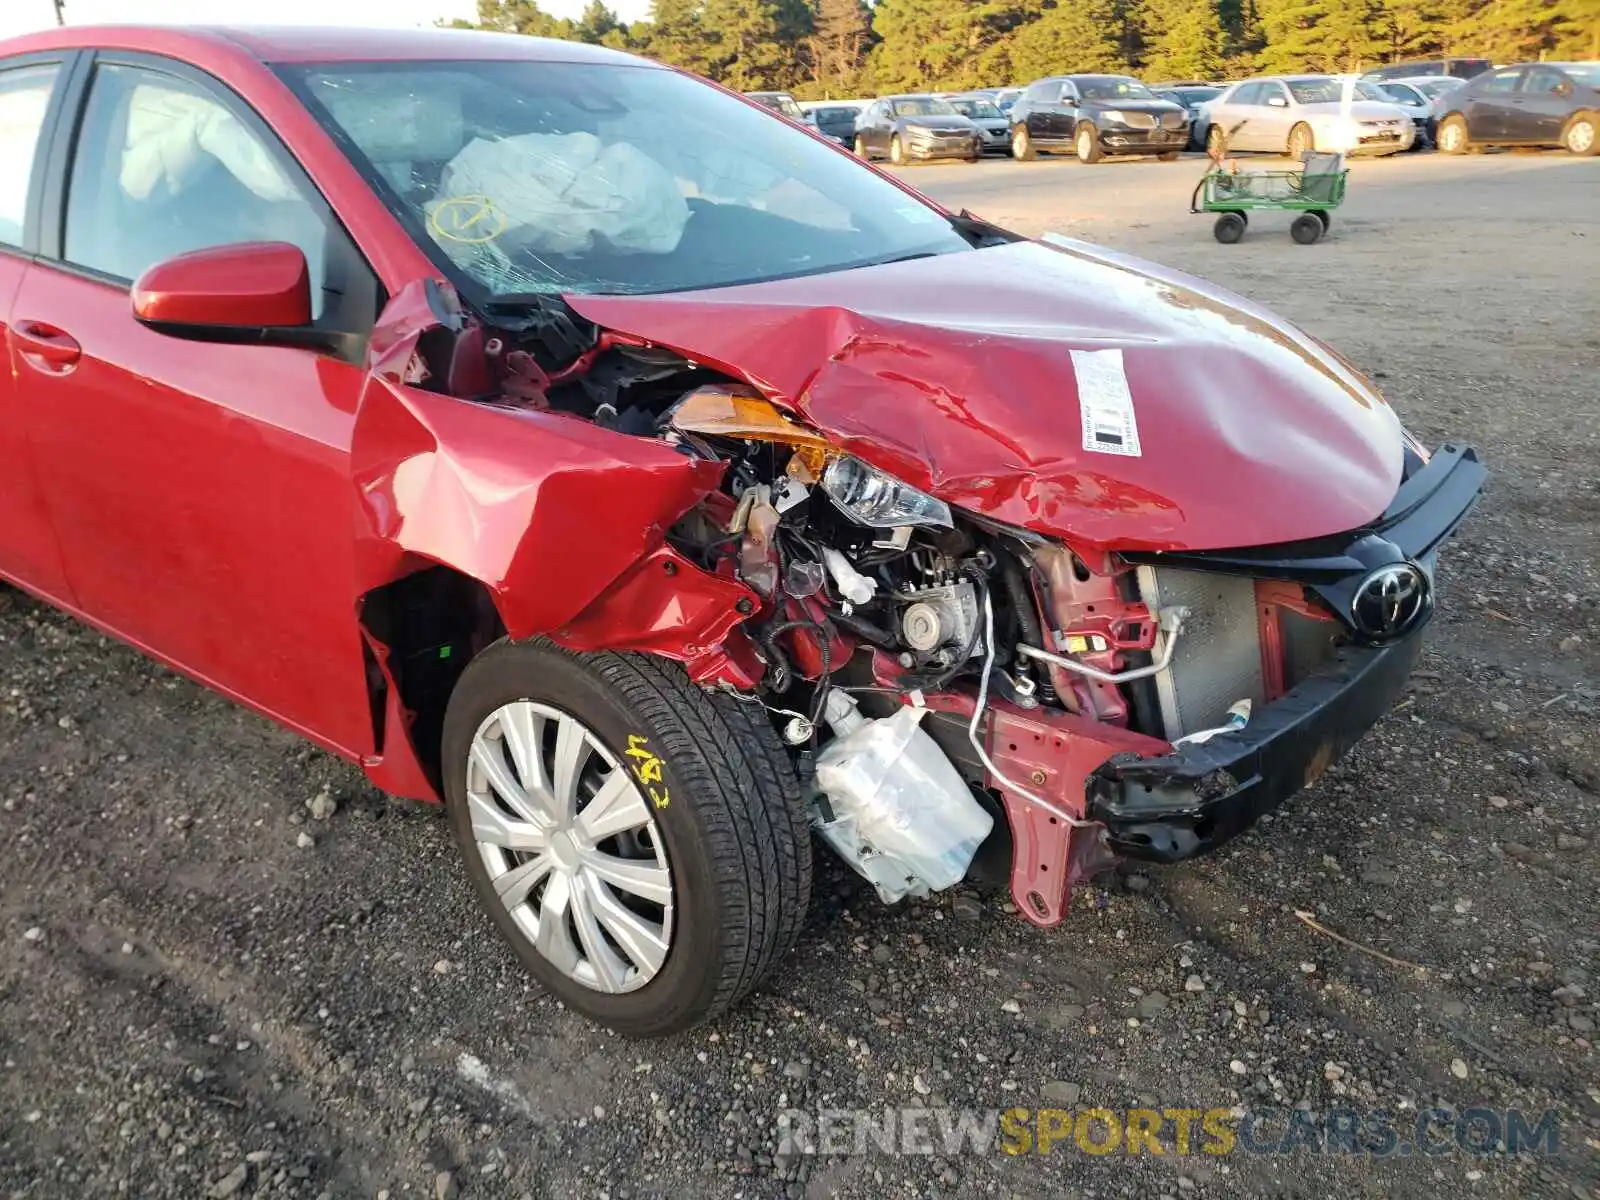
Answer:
[0,23,644,67]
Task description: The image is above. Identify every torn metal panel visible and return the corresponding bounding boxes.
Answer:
[351,374,725,640]
[567,238,1405,554]
[554,544,764,690]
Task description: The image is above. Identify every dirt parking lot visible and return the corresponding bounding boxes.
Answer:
[2,151,1596,1200]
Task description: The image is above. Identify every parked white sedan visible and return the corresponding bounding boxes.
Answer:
[1203,75,1416,156]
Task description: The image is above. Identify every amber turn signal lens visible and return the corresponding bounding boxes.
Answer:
[670,386,833,472]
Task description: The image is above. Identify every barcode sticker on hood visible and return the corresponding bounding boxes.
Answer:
[1073,348,1142,457]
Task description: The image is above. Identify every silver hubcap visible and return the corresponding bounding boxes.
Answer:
[1013,130,1027,154]
[1442,123,1461,151]
[467,702,672,994]
[1571,121,1594,153]
[1078,129,1092,157]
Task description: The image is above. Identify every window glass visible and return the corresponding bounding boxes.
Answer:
[1522,68,1568,95]
[287,61,973,299]
[890,97,957,117]
[1479,70,1522,94]
[0,63,58,248]
[64,63,329,312]
[1232,83,1262,105]
[1076,77,1156,101]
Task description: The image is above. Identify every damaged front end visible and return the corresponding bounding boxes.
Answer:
[353,240,1485,929]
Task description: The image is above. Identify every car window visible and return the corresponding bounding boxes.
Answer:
[1262,82,1292,105]
[63,63,330,314]
[1521,68,1570,96]
[1479,70,1523,94]
[1562,64,1600,87]
[1076,77,1157,101]
[0,62,59,248]
[287,60,973,299]
[890,97,957,117]
[1286,79,1341,104]
[1024,81,1054,102]
[948,98,1002,119]
[1229,83,1260,105]
[1352,80,1391,102]
[1415,79,1462,99]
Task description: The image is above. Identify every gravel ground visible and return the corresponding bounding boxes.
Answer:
[2,150,1597,1200]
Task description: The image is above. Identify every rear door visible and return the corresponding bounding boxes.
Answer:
[0,51,77,600]
[1468,68,1524,140]
[11,51,383,757]
[1514,66,1576,143]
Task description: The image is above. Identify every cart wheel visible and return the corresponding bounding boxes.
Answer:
[1290,213,1323,244]
[1312,209,1330,231]
[1213,211,1247,244]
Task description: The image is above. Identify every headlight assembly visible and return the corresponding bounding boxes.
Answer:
[822,457,952,529]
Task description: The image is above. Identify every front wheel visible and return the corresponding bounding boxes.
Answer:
[1213,211,1247,243]
[1563,114,1598,156]
[889,134,907,165]
[853,135,869,159]
[1290,213,1323,244]
[442,639,811,1037]
[1287,122,1314,158]
[1012,125,1036,160]
[1076,123,1104,163]
[1436,115,1470,154]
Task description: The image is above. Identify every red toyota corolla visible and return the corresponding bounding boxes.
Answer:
[0,25,1484,1035]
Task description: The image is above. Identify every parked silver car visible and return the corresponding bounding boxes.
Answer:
[1202,75,1416,156]
[944,92,1014,154]
[1372,79,1453,148]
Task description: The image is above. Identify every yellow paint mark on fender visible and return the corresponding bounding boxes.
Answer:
[625,734,671,810]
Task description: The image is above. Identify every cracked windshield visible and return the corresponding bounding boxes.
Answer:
[287,60,972,297]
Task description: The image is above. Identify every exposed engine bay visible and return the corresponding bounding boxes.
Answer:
[370,263,1484,927]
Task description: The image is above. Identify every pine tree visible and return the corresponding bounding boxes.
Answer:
[470,0,576,38]
[811,0,873,90]
[998,0,1132,81]
[1254,0,1388,72]
[868,0,1033,93]
[574,0,622,43]
[698,0,814,89]
[1137,0,1226,79]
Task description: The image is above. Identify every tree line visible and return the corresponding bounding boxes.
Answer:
[454,0,1600,96]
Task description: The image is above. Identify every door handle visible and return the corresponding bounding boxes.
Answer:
[11,321,82,374]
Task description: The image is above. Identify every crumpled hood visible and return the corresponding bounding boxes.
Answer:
[566,238,1403,552]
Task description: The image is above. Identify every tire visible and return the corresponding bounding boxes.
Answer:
[1158,150,1180,161]
[441,638,811,1037]
[1012,125,1036,160]
[853,135,869,159]
[1213,211,1246,243]
[1205,124,1226,156]
[1312,209,1330,231]
[1287,122,1314,158]
[889,134,906,165]
[1075,122,1104,163]
[1290,213,1323,244]
[1563,113,1598,157]
[1436,115,1469,155]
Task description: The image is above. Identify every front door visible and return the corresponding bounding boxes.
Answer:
[0,55,74,601]
[11,53,382,756]
[1513,67,1576,143]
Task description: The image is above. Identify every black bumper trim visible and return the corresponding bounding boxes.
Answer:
[1088,633,1424,862]
[1122,443,1486,641]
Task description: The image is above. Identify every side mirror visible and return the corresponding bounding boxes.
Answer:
[132,241,314,343]
[1267,95,1289,108]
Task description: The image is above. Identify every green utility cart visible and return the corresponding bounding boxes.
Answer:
[1192,151,1348,245]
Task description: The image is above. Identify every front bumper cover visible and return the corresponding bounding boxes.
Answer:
[1088,633,1422,860]
[1096,442,1486,862]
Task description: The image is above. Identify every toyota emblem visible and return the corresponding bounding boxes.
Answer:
[1350,563,1429,641]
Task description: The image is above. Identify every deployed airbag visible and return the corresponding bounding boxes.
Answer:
[430,132,690,259]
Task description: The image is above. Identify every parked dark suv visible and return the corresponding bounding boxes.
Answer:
[1365,57,1492,81]
[1010,75,1189,162]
